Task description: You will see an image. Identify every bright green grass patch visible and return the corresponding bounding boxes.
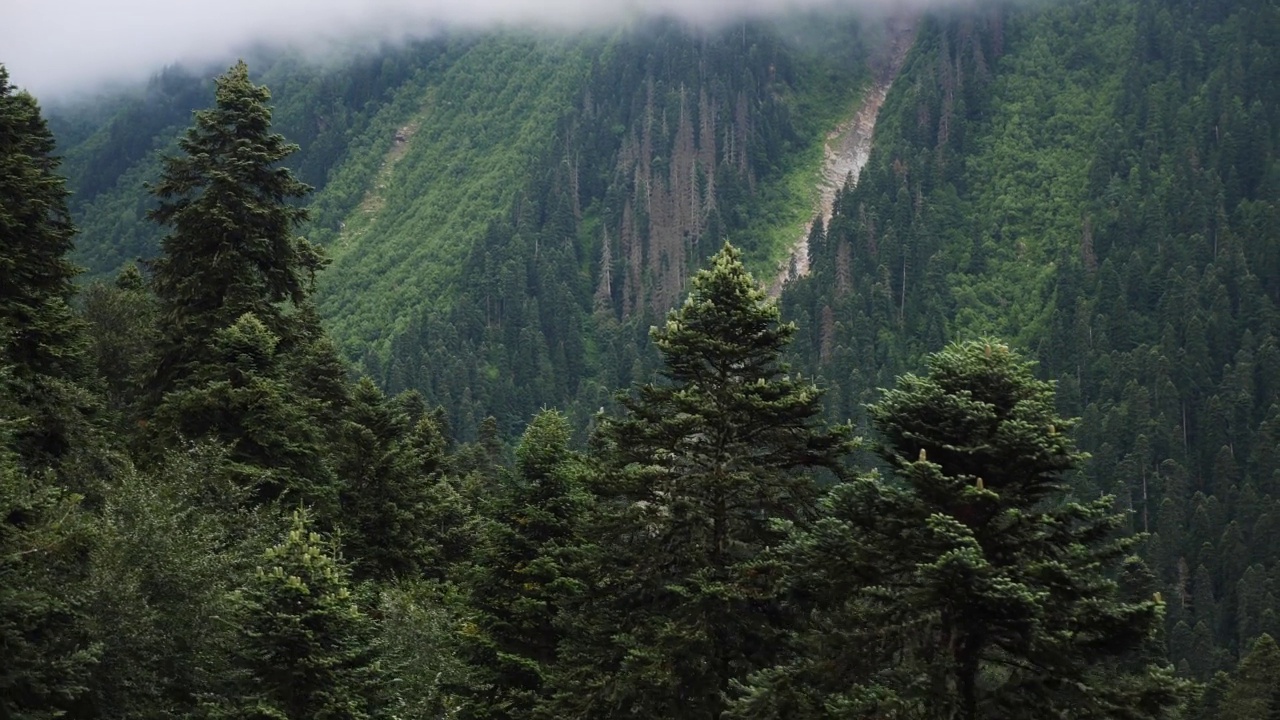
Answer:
[317,36,591,357]
[736,71,868,278]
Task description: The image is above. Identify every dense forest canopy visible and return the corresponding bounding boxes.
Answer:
[3,0,1280,717]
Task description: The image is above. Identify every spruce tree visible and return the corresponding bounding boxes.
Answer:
[153,313,335,515]
[0,68,101,715]
[148,60,321,397]
[460,409,589,720]
[207,510,386,720]
[730,340,1182,720]
[0,409,98,718]
[0,65,91,466]
[552,243,855,720]
[1216,633,1280,720]
[81,264,159,423]
[336,378,449,581]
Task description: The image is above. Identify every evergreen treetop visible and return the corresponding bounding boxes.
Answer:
[0,64,90,465]
[207,509,385,720]
[553,243,855,720]
[730,340,1183,720]
[148,60,322,396]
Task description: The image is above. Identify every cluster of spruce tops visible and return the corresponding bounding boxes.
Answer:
[1,58,1247,720]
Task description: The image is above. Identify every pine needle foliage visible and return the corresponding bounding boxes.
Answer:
[458,409,589,720]
[148,60,323,397]
[730,340,1183,720]
[0,65,92,466]
[206,510,386,720]
[552,243,856,720]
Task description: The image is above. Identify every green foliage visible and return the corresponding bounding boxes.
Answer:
[335,378,465,581]
[376,580,474,720]
[458,409,589,720]
[0,64,93,467]
[781,0,1280,697]
[730,341,1182,720]
[551,245,855,720]
[207,510,388,720]
[10,4,1280,717]
[148,60,321,396]
[63,44,454,281]
[79,264,158,421]
[0,421,98,718]
[318,36,593,356]
[52,20,873,444]
[153,313,336,515]
[376,18,871,441]
[82,445,270,719]
[1216,634,1280,720]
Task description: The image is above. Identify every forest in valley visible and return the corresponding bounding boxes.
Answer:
[3,0,1280,717]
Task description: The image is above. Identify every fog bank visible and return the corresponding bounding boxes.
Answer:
[3,0,987,98]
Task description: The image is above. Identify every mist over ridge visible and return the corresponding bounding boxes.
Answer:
[7,0,982,99]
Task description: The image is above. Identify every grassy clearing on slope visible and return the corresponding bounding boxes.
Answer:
[735,52,868,277]
[316,36,590,357]
[736,107,848,275]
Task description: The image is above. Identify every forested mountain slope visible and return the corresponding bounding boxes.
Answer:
[782,0,1280,699]
[52,16,873,438]
[53,38,463,274]
[7,0,1280,715]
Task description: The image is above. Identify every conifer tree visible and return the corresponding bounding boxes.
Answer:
[0,68,101,715]
[460,409,589,720]
[337,378,451,581]
[148,60,321,397]
[0,410,98,718]
[81,264,159,423]
[207,510,386,720]
[730,340,1182,720]
[153,313,334,515]
[0,65,92,466]
[1216,633,1280,720]
[553,243,855,720]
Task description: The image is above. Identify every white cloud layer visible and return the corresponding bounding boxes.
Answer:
[4,0,955,98]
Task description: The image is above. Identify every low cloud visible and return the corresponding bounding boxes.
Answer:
[5,0,960,99]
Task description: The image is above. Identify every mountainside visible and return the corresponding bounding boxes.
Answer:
[52,15,875,437]
[783,0,1280,692]
[42,0,1280,701]
[9,0,1280,714]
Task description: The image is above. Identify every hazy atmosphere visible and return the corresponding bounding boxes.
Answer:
[5,0,962,97]
[6,0,1280,717]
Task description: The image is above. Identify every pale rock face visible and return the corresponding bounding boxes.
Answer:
[771,14,918,297]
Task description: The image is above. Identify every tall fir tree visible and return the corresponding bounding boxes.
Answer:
[147,60,322,398]
[459,409,589,720]
[730,340,1183,720]
[552,243,855,720]
[142,62,356,519]
[335,378,452,581]
[0,65,92,467]
[206,509,387,720]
